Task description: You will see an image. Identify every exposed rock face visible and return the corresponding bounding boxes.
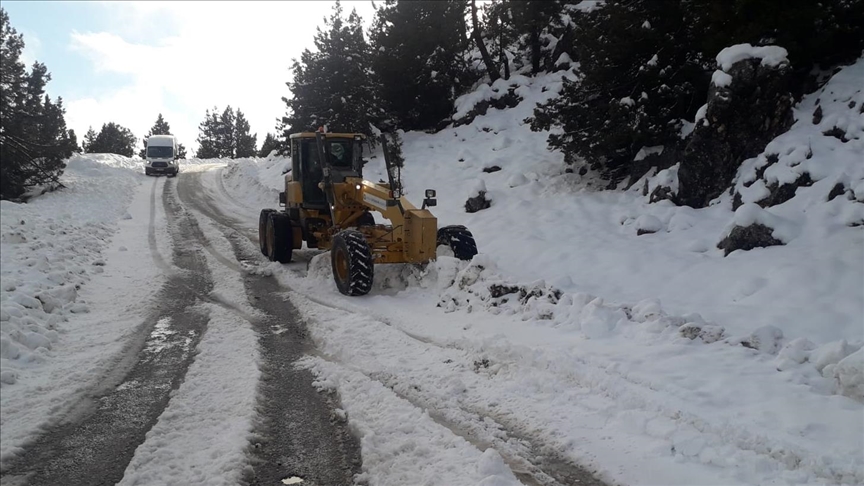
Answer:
[453,88,522,127]
[827,182,848,201]
[717,223,783,256]
[482,165,502,173]
[677,52,795,208]
[679,323,726,343]
[465,191,492,213]
[757,172,813,208]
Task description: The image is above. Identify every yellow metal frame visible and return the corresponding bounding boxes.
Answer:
[284,133,437,264]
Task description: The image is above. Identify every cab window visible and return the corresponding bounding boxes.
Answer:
[328,141,352,168]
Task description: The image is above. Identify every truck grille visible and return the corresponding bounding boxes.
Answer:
[151,162,168,168]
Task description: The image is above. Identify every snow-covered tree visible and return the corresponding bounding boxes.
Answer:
[530,0,707,184]
[369,0,475,131]
[280,1,381,141]
[508,0,564,74]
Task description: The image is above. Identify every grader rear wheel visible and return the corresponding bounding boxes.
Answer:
[331,230,373,296]
[259,209,276,256]
[266,212,293,264]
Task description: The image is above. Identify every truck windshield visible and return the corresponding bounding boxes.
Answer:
[147,146,174,158]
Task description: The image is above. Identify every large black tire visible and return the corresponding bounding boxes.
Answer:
[259,209,276,256]
[437,225,478,261]
[331,230,373,296]
[266,212,293,263]
[356,212,376,227]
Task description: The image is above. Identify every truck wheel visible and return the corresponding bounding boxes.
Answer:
[267,212,293,263]
[437,225,478,261]
[331,230,373,296]
[259,209,275,256]
[145,168,152,176]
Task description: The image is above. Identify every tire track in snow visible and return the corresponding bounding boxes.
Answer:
[0,176,215,486]
[293,294,610,486]
[148,176,172,272]
[175,171,362,485]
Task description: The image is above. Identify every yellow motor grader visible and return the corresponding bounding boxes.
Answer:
[259,130,477,296]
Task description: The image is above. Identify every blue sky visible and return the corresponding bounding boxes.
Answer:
[3,1,377,154]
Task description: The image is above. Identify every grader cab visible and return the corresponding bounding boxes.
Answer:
[258,131,477,296]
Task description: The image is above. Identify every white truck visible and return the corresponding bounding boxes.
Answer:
[143,134,179,177]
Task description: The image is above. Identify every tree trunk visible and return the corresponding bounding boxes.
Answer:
[471,0,500,83]
[499,25,510,80]
[530,29,541,74]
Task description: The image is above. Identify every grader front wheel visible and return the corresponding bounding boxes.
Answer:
[437,225,478,261]
[331,230,373,296]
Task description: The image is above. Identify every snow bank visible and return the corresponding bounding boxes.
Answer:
[1,155,141,386]
[219,156,289,210]
[1,154,161,464]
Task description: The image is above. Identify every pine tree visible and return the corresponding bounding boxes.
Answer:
[0,8,75,200]
[88,122,137,156]
[530,0,707,184]
[509,0,564,74]
[484,0,516,79]
[281,1,383,140]
[234,109,257,158]
[139,113,172,158]
[689,0,864,94]
[258,133,279,157]
[67,129,79,153]
[215,106,236,158]
[369,0,476,130]
[195,108,220,158]
[83,126,97,153]
[138,113,187,159]
[195,105,255,158]
[471,0,499,82]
